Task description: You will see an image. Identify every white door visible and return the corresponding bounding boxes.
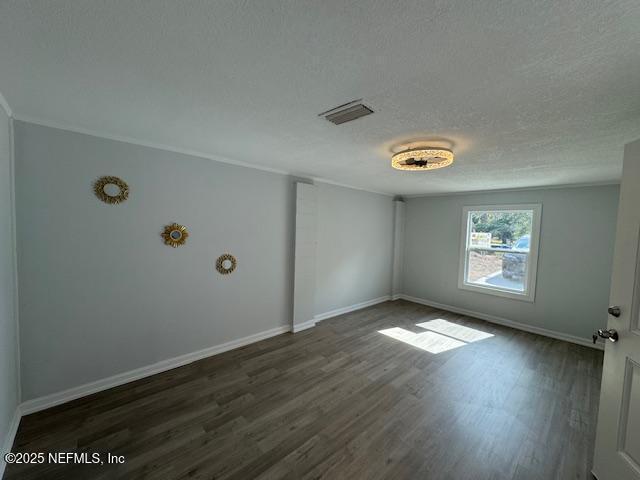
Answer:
[593,138,640,480]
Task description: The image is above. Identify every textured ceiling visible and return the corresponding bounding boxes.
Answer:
[1,0,639,195]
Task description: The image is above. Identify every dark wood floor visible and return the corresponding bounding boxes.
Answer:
[6,300,603,480]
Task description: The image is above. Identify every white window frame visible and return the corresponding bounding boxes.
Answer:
[458,203,542,302]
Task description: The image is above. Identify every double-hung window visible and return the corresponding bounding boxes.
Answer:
[458,204,542,302]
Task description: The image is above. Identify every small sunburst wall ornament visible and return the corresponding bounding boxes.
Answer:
[94,176,129,204]
[216,253,237,275]
[162,223,189,247]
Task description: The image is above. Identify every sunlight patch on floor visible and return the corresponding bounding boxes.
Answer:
[378,327,466,354]
[379,319,494,353]
[415,319,494,343]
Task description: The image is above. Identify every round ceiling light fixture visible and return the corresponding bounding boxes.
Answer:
[391,147,454,171]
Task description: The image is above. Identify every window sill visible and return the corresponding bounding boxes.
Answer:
[458,281,535,303]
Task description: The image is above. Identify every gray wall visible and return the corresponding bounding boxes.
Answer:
[315,183,394,315]
[403,185,620,340]
[15,122,296,400]
[0,108,19,455]
[14,122,396,401]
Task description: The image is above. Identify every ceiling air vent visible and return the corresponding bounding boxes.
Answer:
[319,100,374,125]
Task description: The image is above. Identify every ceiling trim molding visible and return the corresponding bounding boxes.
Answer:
[310,177,393,196]
[13,115,290,175]
[0,90,13,118]
[403,180,621,199]
[10,115,618,199]
[13,115,394,197]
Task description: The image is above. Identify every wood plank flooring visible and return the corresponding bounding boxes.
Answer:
[5,300,603,480]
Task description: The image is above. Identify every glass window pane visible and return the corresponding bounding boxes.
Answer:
[464,209,533,294]
[466,249,527,292]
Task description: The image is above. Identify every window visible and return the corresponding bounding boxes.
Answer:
[458,204,542,302]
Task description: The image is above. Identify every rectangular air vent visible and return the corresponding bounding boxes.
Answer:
[320,101,374,125]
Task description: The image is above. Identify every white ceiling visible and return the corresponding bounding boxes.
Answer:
[1,0,639,195]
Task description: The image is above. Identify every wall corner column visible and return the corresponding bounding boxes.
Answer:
[391,198,405,299]
[292,182,317,332]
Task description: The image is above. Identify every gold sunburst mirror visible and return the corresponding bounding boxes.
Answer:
[94,176,129,204]
[216,253,237,275]
[162,223,189,248]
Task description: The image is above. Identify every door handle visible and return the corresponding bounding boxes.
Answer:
[592,328,619,344]
[608,306,621,317]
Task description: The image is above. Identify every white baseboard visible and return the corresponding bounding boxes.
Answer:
[398,294,604,350]
[1,406,22,478]
[292,319,316,333]
[292,296,392,333]
[20,325,291,416]
[17,295,390,418]
[391,294,402,301]
[314,295,391,322]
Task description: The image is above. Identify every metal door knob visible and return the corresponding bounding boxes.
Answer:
[608,306,621,317]
[592,328,619,344]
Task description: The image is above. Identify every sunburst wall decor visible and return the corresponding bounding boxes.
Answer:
[216,253,237,275]
[94,176,129,204]
[162,223,189,247]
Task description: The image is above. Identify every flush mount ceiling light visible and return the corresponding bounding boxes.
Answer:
[391,147,454,171]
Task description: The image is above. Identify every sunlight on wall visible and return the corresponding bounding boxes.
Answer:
[378,319,494,354]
